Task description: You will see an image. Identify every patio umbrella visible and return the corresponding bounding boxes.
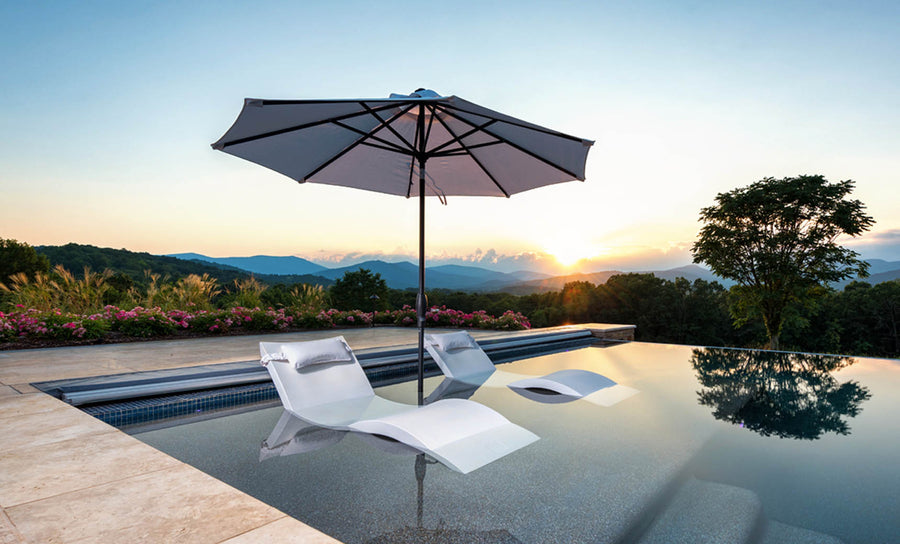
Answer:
[212,89,593,404]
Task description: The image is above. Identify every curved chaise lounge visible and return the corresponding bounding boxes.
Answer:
[424,331,639,407]
[260,336,538,474]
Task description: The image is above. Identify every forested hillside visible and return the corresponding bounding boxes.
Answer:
[36,244,332,288]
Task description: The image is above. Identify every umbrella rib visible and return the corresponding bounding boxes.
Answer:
[357,141,416,155]
[304,104,418,181]
[439,102,588,143]
[217,102,410,149]
[361,103,417,153]
[331,120,409,154]
[435,104,583,180]
[430,110,510,198]
[426,119,498,155]
[432,141,503,157]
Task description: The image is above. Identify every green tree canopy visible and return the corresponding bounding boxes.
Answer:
[329,268,389,311]
[692,175,874,349]
[0,238,50,285]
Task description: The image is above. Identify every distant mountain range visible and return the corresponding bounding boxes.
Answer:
[34,245,896,294]
[168,253,900,293]
[170,253,328,276]
[169,253,551,291]
[167,252,737,292]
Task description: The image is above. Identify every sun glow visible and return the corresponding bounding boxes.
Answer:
[545,239,604,268]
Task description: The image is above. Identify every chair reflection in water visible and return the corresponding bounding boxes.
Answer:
[259,336,538,474]
[425,331,639,406]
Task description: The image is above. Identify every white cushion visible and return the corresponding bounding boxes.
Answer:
[282,336,353,370]
[428,331,477,352]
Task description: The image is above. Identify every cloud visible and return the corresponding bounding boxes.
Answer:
[845,229,900,262]
[303,244,700,275]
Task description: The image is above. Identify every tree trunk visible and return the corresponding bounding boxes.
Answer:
[762,303,783,351]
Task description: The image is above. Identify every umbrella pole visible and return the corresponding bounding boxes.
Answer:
[417,157,426,406]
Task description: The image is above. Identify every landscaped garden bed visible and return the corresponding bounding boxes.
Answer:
[0,305,531,350]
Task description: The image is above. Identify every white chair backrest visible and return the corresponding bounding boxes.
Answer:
[424,331,495,380]
[260,337,374,412]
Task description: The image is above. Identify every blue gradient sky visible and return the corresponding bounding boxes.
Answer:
[2,1,898,273]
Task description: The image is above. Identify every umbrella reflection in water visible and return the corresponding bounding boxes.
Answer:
[259,410,523,543]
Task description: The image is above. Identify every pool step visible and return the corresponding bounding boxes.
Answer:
[760,520,845,544]
[636,477,847,544]
[637,478,764,544]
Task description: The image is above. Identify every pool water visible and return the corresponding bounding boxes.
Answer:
[132,341,900,544]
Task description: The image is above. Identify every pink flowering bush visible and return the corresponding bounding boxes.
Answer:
[0,303,530,347]
[0,309,109,341]
[104,306,179,337]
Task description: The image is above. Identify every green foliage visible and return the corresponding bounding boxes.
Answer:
[0,271,58,311]
[0,265,114,314]
[227,277,267,309]
[329,269,389,311]
[51,266,112,314]
[171,274,220,311]
[288,283,328,312]
[692,175,874,349]
[0,238,50,285]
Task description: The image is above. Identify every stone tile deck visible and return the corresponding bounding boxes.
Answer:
[0,324,632,543]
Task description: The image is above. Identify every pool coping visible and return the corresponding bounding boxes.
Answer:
[0,323,633,543]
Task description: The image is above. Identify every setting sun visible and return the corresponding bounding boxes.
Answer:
[545,239,604,268]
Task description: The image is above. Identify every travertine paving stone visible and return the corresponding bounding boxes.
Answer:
[0,393,70,420]
[0,429,181,506]
[0,510,24,544]
[0,398,115,453]
[7,464,285,544]
[0,387,16,399]
[221,516,343,544]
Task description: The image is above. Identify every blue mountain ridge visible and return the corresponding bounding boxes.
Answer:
[168,253,328,276]
[166,254,899,292]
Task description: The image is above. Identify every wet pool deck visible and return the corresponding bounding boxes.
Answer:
[0,324,633,543]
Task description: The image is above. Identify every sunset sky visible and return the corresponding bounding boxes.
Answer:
[2,1,898,275]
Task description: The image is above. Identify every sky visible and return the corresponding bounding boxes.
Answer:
[1,1,898,275]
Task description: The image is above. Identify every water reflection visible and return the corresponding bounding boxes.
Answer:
[690,348,871,439]
[259,410,420,462]
[259,412,522,543]
[365,453,523,544]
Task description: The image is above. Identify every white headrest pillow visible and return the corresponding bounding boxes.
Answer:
[281,336,353,370]
[428,331,477,352]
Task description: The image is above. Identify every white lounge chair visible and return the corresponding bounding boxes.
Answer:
[260,336,538,474]
[424,331,639,407]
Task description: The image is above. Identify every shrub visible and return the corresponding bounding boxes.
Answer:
[230,278,267,309]
[106,307,178,337]
[0,303,530,346]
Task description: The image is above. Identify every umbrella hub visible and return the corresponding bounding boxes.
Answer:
[389,88,443,99]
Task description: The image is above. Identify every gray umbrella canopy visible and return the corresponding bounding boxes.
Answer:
[212,89,593,403]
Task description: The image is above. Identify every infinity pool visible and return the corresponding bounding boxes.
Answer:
[131,341,899,543]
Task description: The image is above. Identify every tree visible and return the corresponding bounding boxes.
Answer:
[0,238,50,286]
[329,269,388,311]
[692,175,874,349]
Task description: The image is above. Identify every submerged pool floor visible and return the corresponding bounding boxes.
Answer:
[132,342,900,544]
